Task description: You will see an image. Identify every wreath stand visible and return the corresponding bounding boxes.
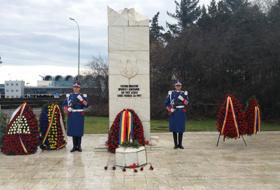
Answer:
[216,133,247,147]
[104,146,154,172]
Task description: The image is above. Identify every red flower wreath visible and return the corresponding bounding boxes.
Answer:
[217,95,247,140]
[1,102,39,155]
[245,98,261,135]
[107,109,145,153]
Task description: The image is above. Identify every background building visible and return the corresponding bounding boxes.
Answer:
[1,74,100,99]
[4,80,25,98]
[37,75,74,87]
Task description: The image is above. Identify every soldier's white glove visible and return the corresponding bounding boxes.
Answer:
[67,107,73,112]
[77,95,84,102]
[167,106,175,113]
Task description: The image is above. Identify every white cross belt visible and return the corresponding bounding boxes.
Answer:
[70,109,84,112]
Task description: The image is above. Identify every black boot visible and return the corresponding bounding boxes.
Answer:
[77,137,82,152]
[75,137,80,150]
[173,132,179,149]
[178,133,184,149]
[70,137,77,152]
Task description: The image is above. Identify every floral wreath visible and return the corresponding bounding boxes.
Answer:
[107,109,145,153]
[1,102,39,155]
[245,98,261,135]
[39,103,67,150]
[217,95,247,140]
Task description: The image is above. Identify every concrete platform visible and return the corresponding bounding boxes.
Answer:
[0,132,279,190]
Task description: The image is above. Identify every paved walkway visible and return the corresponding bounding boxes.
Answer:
[0,132,279,190]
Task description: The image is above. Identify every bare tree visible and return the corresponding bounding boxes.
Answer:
[82,55,109,116]
[85,55,108,77]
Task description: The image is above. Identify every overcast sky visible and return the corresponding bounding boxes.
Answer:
[0,0,211,86]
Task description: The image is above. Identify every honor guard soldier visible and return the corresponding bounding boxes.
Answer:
[63,82,88,152]
[165,81,189,149]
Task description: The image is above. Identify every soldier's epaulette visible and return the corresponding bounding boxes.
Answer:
[184,91,188,96]
[66,94,70,98]
[83,94,87,98]
[168,91,173,96]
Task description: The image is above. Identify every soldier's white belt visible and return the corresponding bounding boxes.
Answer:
[70,109,84,112]
[175,106,185,109]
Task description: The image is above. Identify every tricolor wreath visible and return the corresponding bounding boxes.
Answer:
[245,98,261,135]
[217,95,247,140]
[39,103,67,150]
[1,102,39,155]
[107,109,145,153]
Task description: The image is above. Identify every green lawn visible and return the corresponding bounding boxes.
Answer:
[84,116,109,134]
[84,116,280,134]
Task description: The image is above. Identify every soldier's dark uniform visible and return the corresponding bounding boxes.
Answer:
[165,81,189,149]
[63,82,88,152]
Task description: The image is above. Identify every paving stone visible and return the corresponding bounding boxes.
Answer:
[0,132,279,189]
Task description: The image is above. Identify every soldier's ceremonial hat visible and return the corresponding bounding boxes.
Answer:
[175,80,182,86]
[73,81,81,88]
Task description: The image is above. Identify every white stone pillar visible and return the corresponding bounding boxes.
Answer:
[108,7,150,140]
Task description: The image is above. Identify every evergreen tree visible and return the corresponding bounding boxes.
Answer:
[208,0,218,18]
[217,0,230,15]
[198,6,211,29]
[167,0,201,35]
[268,0,280,23]
[225,0,249,13]
[150,12,165,42]
[147,0,280,119]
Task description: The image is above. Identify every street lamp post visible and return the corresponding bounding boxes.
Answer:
[69,17,80,80]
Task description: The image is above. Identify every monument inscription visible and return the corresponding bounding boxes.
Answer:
[117,84,141,97]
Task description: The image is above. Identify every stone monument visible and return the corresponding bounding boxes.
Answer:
[108,7,150,140]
